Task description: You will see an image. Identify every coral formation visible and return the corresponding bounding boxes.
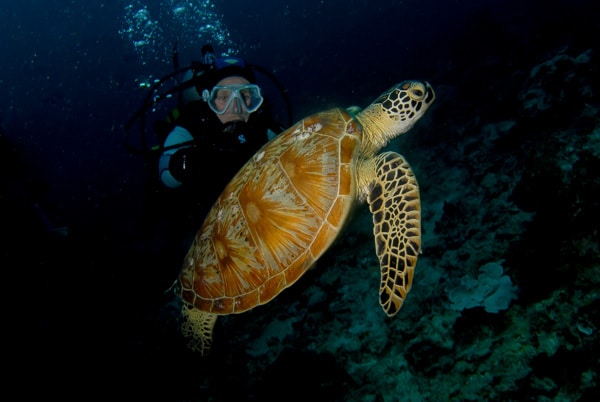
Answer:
[447,262,518,313]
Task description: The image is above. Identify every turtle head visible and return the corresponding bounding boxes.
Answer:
[356,81,435,155]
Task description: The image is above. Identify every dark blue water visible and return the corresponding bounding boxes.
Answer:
[2,1,598,400]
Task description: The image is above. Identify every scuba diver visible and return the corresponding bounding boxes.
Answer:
[158,48,283,198]
[125,44,292,264]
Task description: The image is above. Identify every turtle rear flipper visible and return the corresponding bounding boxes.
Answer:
[366,151,421,316]
[181,305,218,355]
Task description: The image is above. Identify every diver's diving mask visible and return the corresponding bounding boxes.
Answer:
[203,84,264,115]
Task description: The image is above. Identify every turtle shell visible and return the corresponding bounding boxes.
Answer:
[178,108,361,314]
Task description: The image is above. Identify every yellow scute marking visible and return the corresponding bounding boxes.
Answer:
[245,201,261,224]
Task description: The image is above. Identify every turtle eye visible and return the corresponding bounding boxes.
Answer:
[413,89,424,97]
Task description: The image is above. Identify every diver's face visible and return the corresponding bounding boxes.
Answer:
[213,76,251,124]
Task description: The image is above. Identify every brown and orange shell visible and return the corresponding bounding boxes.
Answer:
[178,108,362,315]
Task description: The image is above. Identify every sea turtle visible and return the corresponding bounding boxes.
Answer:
[177,80,435,354]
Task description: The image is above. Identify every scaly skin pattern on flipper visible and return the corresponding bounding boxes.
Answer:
[177,81,435,354]
[180,305,218,355]
[354,81,434,317]
[362,152,421,316]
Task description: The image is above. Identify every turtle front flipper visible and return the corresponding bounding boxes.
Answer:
[365,151,421,316]
[181,304,218,355]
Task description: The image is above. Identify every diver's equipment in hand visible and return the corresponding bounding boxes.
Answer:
[168,146,202,184]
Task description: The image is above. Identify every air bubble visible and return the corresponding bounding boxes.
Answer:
[119,0,239,72]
